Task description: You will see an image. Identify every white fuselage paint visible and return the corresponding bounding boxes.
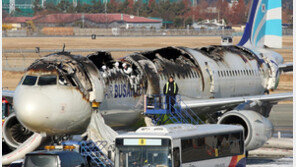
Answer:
[99,47,281,127]
[13,47,282,134]
[14,84,92,135]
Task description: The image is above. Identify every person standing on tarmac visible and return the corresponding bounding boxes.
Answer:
[163,76,179,113]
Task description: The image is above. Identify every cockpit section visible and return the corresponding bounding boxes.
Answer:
[24,52,104,102]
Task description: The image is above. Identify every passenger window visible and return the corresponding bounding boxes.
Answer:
[22,75,37,86]
[189,71,193,78]
[38,75,57,86]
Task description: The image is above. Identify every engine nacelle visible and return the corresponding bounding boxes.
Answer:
[218,110,273,151]
[3,113,33,149]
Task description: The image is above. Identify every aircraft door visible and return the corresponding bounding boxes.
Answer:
[204,62,218,97]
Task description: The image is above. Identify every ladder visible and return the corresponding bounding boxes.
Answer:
[144,94,204,125]
[80,140,114,167]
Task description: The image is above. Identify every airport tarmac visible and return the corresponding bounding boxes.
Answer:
[246,103,293,166]
[247,157,293,167]
[269,103,293,138]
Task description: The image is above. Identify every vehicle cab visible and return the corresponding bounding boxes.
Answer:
[2,97,13,126]
[23,145,87,167]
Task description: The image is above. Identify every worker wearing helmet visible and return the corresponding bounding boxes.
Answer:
[122,63,132,75]
[163,76,179,113]
[123,63,138,91]
[101,65,108,78]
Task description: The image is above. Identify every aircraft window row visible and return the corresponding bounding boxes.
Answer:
[181,132,244,163]
[160,70,201,80]
[187,70,199,79]
[159,70,199,80]
[217,69,259,77]
[22,75,58,86]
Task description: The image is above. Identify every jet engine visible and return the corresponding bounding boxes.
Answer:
[3,113,33,149]
[217,110,273,151]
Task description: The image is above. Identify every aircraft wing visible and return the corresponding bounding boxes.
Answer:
[279,62,293,72]
[2,90,14,104]
[181,93,292,113]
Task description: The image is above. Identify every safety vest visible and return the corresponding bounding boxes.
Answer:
[166,82,176,94]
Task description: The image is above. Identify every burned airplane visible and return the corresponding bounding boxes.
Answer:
[2,0,292,164]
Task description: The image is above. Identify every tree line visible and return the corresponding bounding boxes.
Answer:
[30,0,292,28]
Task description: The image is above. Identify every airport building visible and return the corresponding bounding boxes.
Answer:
[3,13,163,29]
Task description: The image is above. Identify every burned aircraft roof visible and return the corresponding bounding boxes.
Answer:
[196,45,264,65]
[27,52,97,100]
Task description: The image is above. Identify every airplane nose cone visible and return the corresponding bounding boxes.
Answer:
[14,90,52,133]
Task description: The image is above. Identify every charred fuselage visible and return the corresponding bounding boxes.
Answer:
[13,45,282,135]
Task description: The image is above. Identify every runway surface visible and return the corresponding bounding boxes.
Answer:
[247,157,293,167]
[269,103,293,138]
[247,103,293,166]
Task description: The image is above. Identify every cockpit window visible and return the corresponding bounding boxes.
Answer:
[22,76,37,86]
[38,75,57,86]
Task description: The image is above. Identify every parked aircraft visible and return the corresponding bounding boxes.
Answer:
[2,0,292,164]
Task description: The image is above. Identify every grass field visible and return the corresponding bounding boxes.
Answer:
[2,36,293,96]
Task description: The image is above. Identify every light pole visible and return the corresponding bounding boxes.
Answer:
[105,0,108,28]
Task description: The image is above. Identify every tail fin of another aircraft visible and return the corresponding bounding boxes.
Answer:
[238,0,282,48]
